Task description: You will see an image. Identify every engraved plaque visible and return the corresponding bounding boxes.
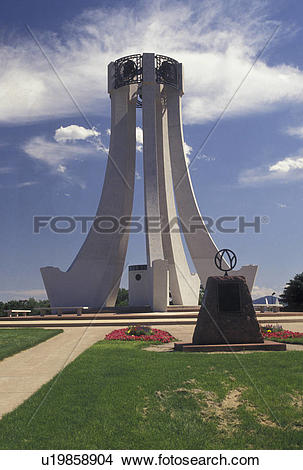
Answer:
[218,282,241,313]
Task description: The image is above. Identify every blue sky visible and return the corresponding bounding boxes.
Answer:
[1,0,303,301]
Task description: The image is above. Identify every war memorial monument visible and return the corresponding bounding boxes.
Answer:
[41,53,258,313]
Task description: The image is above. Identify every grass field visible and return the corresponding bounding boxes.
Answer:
[0,328,63,361]
[269,336,303,345]
[0,341,302,450]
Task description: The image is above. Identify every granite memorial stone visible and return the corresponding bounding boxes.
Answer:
[192,275,264,345]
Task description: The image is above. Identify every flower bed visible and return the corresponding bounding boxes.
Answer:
[261,324,303,343]
[105,325,176,343]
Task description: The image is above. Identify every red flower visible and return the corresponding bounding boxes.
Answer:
[262,328,303,340]
[105,326,175,343]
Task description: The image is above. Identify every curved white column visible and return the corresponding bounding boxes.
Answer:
[142,53,164,265]
[41,84,137,308]
[157,85,199,305]
[141,53,199,304]
[166,86,257,292]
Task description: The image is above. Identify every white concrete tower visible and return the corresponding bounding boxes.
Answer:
[41,53,257,311]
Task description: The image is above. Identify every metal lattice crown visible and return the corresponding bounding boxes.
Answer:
[114,54,179,90]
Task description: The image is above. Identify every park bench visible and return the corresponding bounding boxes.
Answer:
[6,309,32,317]
[32,306,89,316]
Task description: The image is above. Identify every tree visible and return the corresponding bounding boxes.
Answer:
[199,285,205,305]
[0,298,50,316]
[115,288,129,306]
[280,272,303,311]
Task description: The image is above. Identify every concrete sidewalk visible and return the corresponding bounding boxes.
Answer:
[0,324,194,419]
[0,322,302,419]
[0,326,115,418]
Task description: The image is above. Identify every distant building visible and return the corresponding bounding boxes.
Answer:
[253,295,279,305]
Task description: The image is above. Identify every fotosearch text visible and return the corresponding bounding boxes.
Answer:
[33,215,269,235]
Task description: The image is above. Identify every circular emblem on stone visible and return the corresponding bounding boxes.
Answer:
[214,249,237,276]
[135,274,142,281]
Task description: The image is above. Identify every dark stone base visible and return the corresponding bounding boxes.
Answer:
[174,341,286,352]
[193,276,264,345]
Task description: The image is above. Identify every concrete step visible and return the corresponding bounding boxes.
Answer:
[100,306,152,313]
[0,318,197,328]
[1,310,302,328]
[168,305,200,312]
[0,312,198,322]
[256,312,303,317]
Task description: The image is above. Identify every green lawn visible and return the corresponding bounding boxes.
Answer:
[0,341,302,450]
[269,336,303,345]
[0,328,63,361]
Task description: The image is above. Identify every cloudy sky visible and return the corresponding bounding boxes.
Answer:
[0,0,303,301]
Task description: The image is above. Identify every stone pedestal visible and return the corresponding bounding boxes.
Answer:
[192,276,264,345]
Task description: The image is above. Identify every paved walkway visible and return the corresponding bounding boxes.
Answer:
[0,322,302,419]
[0,326,114,418]
[0,324,194,419]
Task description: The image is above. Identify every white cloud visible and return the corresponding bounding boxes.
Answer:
[54,124,108,155]
[54,124,100,142]
[0,181,38,189]
[252,285,278,300]
[22,131,109,186]
[1,2,303,125]
[57,164,67,173]
[197,152,216,161]
[238,151,303,186]
[136,127,143,144]
[285,126,303,138]
[17,181,38,188]
[106,129,111,136]
[23,136,98,171]
[183,141,192,166]
[136,126,143,152]
[0,167,13,174]
[183,142,192,156]
[269,156,303,173]
[135,171,142,180]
